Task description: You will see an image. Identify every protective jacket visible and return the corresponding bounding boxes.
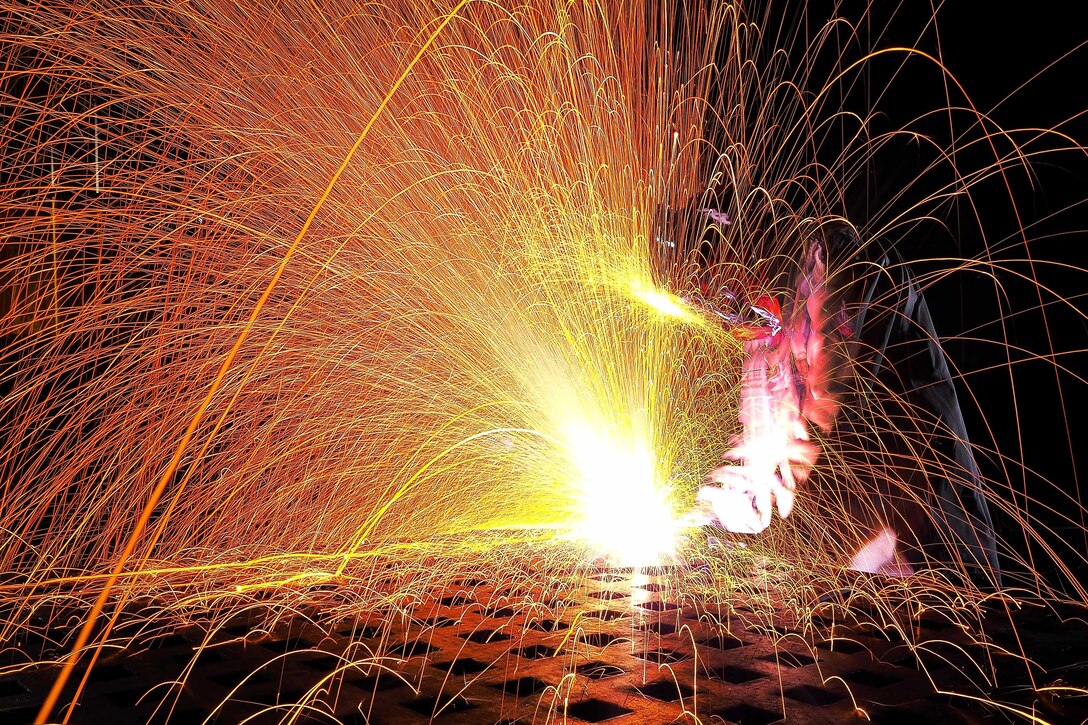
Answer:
[798,224,1001,587]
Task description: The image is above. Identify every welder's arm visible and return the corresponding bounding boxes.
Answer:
[697,335,817,533]
[790,228,870,433]
[790,241,846,431]
[696,234,852,534]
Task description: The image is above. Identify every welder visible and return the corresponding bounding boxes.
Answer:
[663,206,1002,588]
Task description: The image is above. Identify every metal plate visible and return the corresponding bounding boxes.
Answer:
[3,567,1086,724]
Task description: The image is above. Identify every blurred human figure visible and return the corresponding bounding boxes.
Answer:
[696,220,1001,588]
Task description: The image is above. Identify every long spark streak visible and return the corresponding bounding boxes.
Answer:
[34,4,477,721]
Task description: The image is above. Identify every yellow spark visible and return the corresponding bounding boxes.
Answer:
[630,277,702,324]
[562,419,684,566]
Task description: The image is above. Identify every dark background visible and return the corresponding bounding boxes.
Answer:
[809,1,1088,583]
[935,4,1088,571]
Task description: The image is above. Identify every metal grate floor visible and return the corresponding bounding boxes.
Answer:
[3,567,1087,724]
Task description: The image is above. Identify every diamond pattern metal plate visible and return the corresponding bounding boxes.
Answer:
[2,567,1087,724]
